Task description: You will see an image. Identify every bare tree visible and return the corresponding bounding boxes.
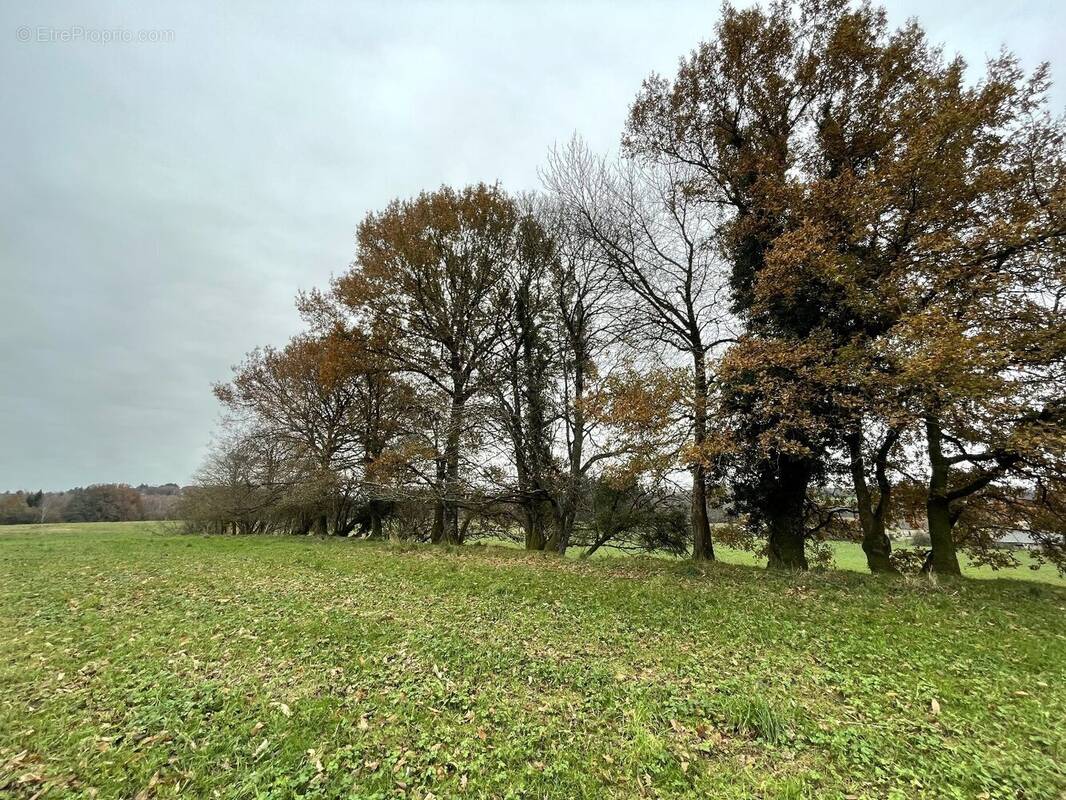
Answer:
[545,137,734,560]
[536,197,624,554]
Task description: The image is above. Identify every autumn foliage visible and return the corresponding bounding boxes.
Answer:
[188,0,1065,577]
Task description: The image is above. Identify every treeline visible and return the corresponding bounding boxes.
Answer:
[185,0,1066,576]
[0,484,182,525]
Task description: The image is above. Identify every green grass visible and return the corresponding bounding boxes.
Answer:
[485,533,1066,587]
[1,523,1064,799]
[714,541,1066,586]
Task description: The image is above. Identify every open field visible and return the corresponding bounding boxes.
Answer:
[1,523,1065,799]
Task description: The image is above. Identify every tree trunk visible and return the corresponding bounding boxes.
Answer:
[561,509,576,555]
[690,350,715,561]
[551,505,575,556]
[430,457,446,544]
[846,430,896,574]
[543,507,561,553]
[556,331,587,558]
[691,466,714,561]
[443,391,464,545]
[924,417,962,576]
[524,509,547,550]
[582,527,615,559]
[314,513,328,537]
[767,514,807,569]
[765,457,810,570]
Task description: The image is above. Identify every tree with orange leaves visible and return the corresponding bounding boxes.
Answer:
[625,0,1066,572]
[331,184,520,544]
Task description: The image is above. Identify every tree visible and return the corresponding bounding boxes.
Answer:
[64,484,144,523]
[179,425,291,534]
[869,56,1066,574]
[539,197,620,554]
[342,325,421,539]
[624,0,859,568]
[333,184,519,544]
[214,331,368,535]
[489,198,560,550]
[545,137,734,561]
[756,28,1066,574]
[0,493,36,525]
[579,475,690,558]
[622,0,1066,574]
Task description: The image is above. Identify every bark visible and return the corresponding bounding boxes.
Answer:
[524,509,547,550]
[691,351,716,561]
[543,510,561,553]
[502,285,556,553]
[765,456,810,570]
[582,527,615,559]
[443,389,465,545]
[691,465,714,560]
[363,445,386,539]
[555,310,589,557]
[551,507,575,555]
[924,416,962,575]
[506,345,539,551]
[846,429,898,574]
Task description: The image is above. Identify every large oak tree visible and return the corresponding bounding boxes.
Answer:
[333,184,519,544]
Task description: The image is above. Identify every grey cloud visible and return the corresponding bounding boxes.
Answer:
[1,0,1062,489]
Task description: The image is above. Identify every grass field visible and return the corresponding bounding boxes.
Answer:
[712,541,1066,587]
[490,533,1066,587]
[1,523,1064,799]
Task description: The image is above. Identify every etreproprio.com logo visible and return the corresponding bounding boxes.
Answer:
[16,25,175,44]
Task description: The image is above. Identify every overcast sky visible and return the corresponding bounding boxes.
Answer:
[2,1,1063,491]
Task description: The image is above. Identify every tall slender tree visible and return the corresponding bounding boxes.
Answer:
[546,138,734,560]
[541,199,619,554]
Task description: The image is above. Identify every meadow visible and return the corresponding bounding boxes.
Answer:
[1,522,1064,798]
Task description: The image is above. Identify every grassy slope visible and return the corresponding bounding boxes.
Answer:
[0,523,1063,799]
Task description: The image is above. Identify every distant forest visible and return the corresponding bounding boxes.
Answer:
[0,484,183,525]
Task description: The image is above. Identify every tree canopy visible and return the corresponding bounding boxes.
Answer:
[187,0,1066,579]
